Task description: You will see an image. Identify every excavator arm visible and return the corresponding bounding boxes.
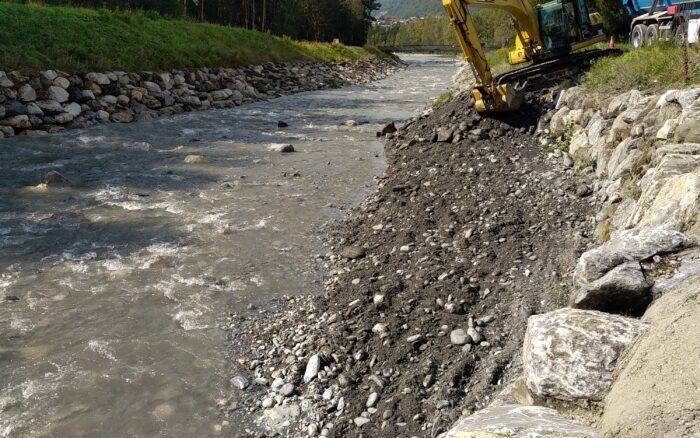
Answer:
[443,0,542,112]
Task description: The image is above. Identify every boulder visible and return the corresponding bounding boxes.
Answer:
[96,110,110,122]
[524,308,649,401]
[380,121,397,136]
[568,131,589,156]
[182,96,202,108]
[54,113,74,124]
[86,72,110,85]
[303,354,321,383]
[18,84,37,102]
[156,72,173,90]
[36,99,64,115]
[143,81,162,93]
[184,155,208,164]
[437,126,454,143]
[549,107,570,136]
[0,115,31,129]
[48,86,69,103]
[259,404,301,434]
[443,404,595,438]
[210,89,232,101]
[63,102,82,118]
[609,149,641,181]
[600,273,700,438]
[574,225,692,287]
[572,261,651,314]
[341,245,365,259]
[673,119,700,143]
[657,87,700,109]
[639,172,700,238]
[111,111,134,123]
[37,71,56,83]
[0,71,14,87]
[268,143,295,153]
[606,89,642,118]
[53,77,70,89]
[41,171,68,185]
[656,118,679,140]
[4,100,28,116]
[26,103,43,116]
[623,153,700,229]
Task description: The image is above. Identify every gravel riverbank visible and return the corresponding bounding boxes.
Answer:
[225,90,598,437]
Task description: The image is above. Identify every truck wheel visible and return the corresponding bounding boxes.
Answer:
[631,24,647,49]
[675,21,688,46]
[645,24,659,46]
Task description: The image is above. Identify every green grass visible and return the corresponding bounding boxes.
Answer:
[0,2,383,72]
[432,89,454,108]
[581,42,700,93]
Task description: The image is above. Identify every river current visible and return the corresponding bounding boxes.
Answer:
[0,55,457,437]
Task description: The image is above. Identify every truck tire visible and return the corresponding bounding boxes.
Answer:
[645,24,659,46]
[675,21,688,46]
[632,24,647,49]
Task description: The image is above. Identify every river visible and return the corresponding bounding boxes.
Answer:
[0,54,457,437]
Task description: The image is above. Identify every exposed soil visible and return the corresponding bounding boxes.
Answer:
[226,91,597,437]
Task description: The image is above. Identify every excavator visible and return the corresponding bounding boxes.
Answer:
[443,0,619,112]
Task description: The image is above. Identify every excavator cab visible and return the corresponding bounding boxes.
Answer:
[538,0,595,55]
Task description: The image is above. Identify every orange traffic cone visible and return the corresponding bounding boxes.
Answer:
[609,35,615,49]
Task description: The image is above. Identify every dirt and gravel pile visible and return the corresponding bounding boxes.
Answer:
[226,91,597,437]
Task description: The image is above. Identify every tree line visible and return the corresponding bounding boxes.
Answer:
[368,11,513,49]
[18,0,380,45]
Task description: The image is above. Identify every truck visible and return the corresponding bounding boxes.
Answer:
[624,0,700,48]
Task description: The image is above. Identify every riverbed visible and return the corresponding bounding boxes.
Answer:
[0,54,458,437]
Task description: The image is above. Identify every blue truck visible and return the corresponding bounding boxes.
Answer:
[624,0,700,48]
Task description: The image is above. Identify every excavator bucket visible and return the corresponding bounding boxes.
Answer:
[472,83,523,113]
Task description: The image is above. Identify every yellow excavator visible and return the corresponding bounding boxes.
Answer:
[443,0,617,112]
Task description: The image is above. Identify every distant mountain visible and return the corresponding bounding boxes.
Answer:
[375,0,445,18]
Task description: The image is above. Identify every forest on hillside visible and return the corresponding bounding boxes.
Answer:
[14,0,380,45]
[368,11,512,48]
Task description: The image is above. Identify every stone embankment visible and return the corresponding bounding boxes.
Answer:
[0,57,402,137]
[447,86,700,437]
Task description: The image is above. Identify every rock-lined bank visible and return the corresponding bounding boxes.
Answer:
[446,85,700,437]
[0,57,402,137]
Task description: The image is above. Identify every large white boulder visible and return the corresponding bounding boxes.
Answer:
[623,152,700,229]
[639,172,700,238]
[574,225,691,287]
[443,404,595,438]
[523,308,649,401]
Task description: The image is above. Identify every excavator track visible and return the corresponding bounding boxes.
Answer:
[495,48,623,91]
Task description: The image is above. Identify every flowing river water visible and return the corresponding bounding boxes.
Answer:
[0,55,457,437]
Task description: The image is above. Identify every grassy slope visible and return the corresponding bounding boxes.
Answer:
[582,42,700,93]
[0,2,381,72]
